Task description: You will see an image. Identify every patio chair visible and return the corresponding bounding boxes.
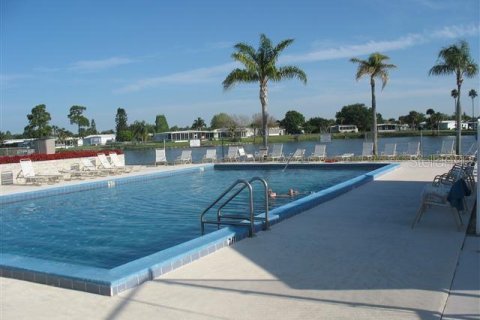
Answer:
[361,142,374,160]
[437,140,455,159]
[404,142,420,159]
[17,159,64,184]
[267,144,284,161]
[59,163,98,179]
[287,148,306,162]
[320,133,331,143]
[109,152,133,172]
[254,147,268,161]
[155,149,168,166]
[412,163,473,230]
[224,146,239,162]
[97,153,124,173]
[174,150,192,164]
[238,147,255,162]
[462,143,477,161]
[308,144,326,161]
[202,149,217,163]
[80,158,111,175]
[381,143,397,160]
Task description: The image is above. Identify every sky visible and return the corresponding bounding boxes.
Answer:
[1,0,479,133]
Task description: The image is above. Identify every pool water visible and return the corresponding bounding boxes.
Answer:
[2,166,372,269]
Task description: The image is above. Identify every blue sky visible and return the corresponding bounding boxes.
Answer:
[1,0,479,133]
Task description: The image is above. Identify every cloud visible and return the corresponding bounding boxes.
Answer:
[282,24,479,63]
[430,24,480,39]
[69,57,135,72]
[281,34,424,63]
[0,74,34,88]
[114,62,237,93]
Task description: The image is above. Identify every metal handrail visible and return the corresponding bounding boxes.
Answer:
[200,179,254,236]
[217,176,269,230]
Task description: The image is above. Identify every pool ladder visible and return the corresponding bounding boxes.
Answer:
[200,177,269,237]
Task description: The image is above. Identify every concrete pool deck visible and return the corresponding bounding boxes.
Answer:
[1,161,478,319]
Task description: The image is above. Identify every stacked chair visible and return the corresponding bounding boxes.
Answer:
[412,161,476,230]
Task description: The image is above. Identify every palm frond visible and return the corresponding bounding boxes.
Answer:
[275,66,307,84]
[231,52,258,72]
[429,64,454,76]
[272,39,294,61]
[234,42,256,59]
[222,69,259,90]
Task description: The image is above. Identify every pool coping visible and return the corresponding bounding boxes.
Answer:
[0,162,399,296]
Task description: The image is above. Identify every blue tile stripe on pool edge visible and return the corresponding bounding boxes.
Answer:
[0,162,399,296]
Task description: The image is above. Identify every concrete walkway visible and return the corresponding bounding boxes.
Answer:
[1,162,478,319]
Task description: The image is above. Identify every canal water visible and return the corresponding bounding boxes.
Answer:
[125,135,476,165]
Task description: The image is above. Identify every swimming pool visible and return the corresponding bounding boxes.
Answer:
[0,163,398,295]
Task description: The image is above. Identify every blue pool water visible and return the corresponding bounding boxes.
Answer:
[2,165,375,269]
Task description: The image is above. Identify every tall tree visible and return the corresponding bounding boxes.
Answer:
[155,114,169,132]
[191,117,206,130]
[350,53,396,155]
[469,89,478,120]
[223,34,307,148]
[115,108,129,141]
[89,119,98,135]
[305,117,335,134]
[68,105,90,136]
[335,103,375,131]
[429,40,478,154]
[131,121,150,143]
[24,104,52,138]
[210,113,234,129]
[280,110,305,134]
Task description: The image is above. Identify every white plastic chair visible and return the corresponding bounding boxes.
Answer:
[288,148,306,161]
[109,152,132,172]
[155,149,168,166]
[267,144,284,161]
[17,159,63,184]
[175,150,192,164]
[405,142,420,159]
[238,147,255,162]
[224,146,239,162]
[361,142,374,160]
[381,143,397,159]
[202,149,217,163]
[438,140,455,159]
[308,144,326,161]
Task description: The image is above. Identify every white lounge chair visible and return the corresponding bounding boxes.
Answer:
[80,158,110,175]
[97,153,124,173]
[238,147,255,162]
[254,147,268,161]
[17,159,63,184]
[404,142,420,159]
[381,143,397,159]
[267,144,284,161]
[308,144,326,161]
[155,149,168,166]
[361,142,374,160]
[438,140,455,159]
[202,149,217,163]
[288,148,306,162]
[109,152,133,172]
[224,146,239,162]
[175,150,192,164]
[463,143,477,161]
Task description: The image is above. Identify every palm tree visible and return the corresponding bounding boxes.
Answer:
[451,89,459,114]
[350,53,396,155]
[223,34,307,148]
[192,117,206,130]
[469,89,478,120]
[429,40,478,154]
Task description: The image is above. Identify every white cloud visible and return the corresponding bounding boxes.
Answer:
[281,34,424,63]
[282,24,479,63]
[115,62,237,93]
[430,24,480,39]
[69,57,134,72]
